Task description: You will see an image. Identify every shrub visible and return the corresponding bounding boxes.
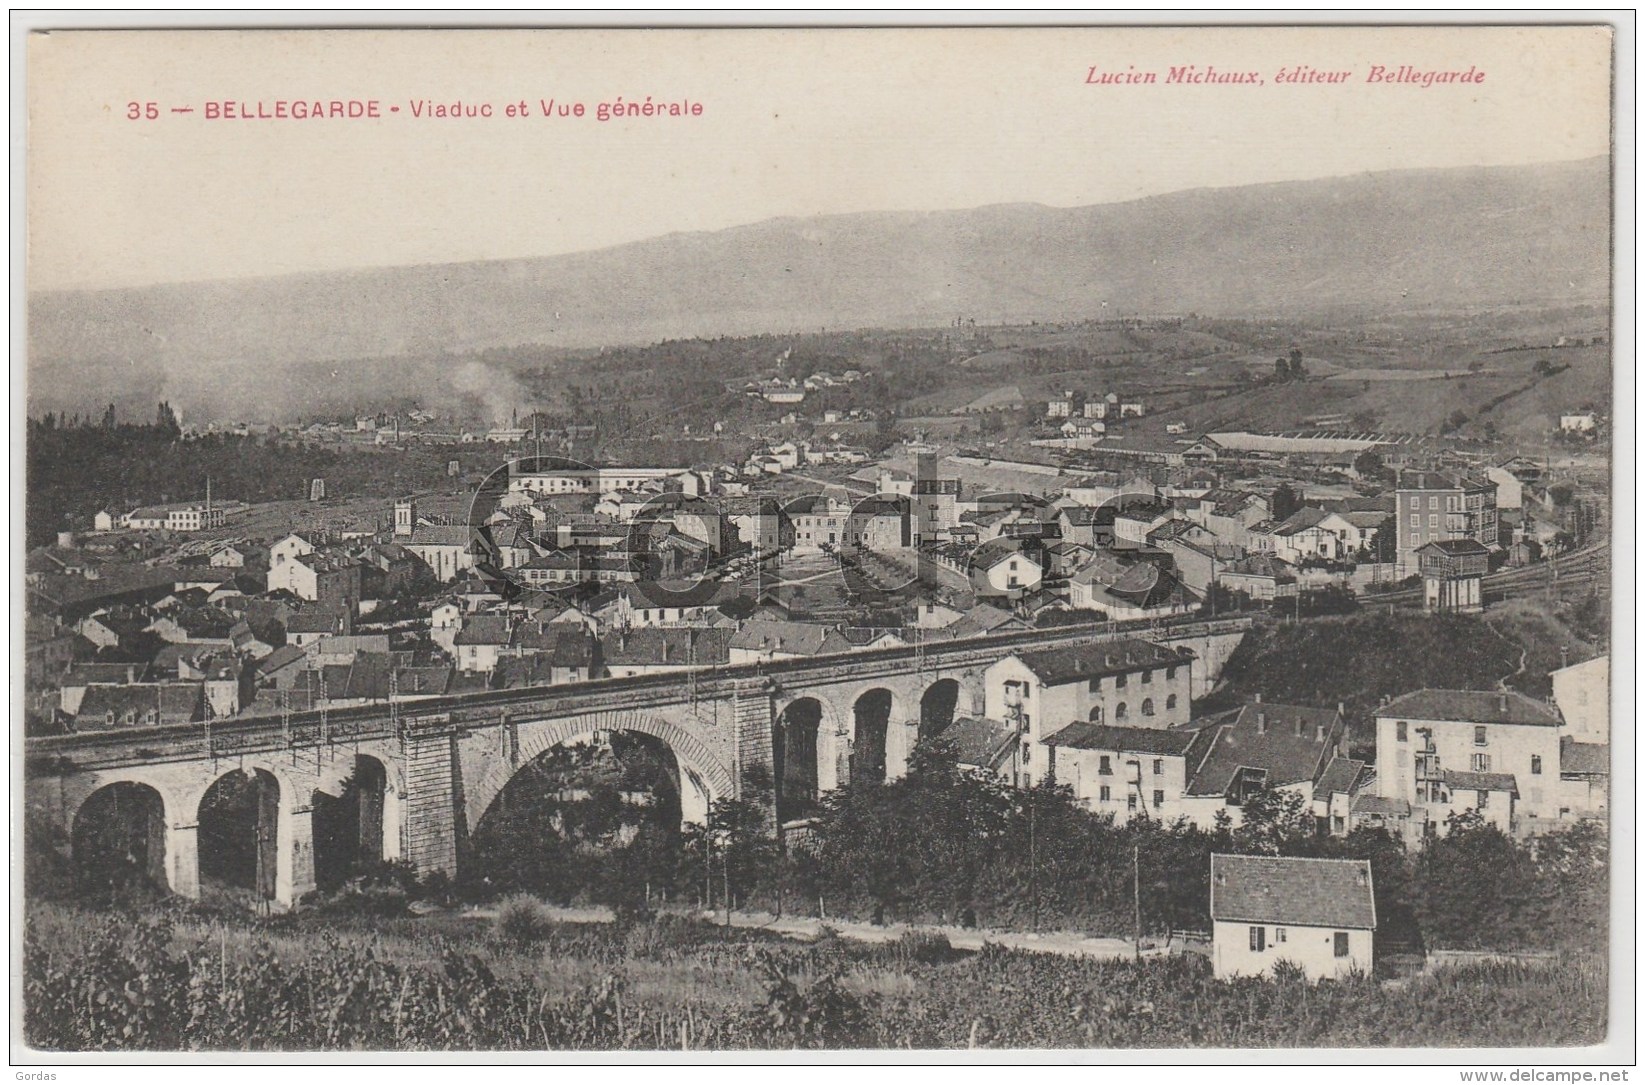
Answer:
[880,929,959,967]
[493,893,554,946]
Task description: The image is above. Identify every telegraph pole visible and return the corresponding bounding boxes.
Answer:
[1028,795,1039,932]
[1133,843,1143,960]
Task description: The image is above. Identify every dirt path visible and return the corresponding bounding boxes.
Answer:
[458,901,1150,961]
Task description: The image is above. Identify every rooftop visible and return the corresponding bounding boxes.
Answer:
[1313,756,1369,801]
[1560,736,1608,775]
[1378,689,1562,728]
[1010,639,1194,686]
[1185,702,1342,797]
[932,716,1018,769]
[1210,854,1376,930]
[1441,768,1520,795]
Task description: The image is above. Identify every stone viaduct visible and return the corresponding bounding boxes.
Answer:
[25,618,1249,908]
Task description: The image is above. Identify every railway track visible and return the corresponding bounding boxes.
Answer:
[1366,539,1610,607]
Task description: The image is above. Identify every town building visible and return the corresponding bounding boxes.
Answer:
[1417,538,1490,613]
[1216,553,1298,601]
[1550,655,1609,743]
[404,524,478,583]
[984,640,1195,784]
[1210,854,1376,981]
[1179,700,1346,828]
[727,620,854,664]
[1394,470,1499,564]
[1373,688,1564,836]
[1041,721,1216,822]
[507,462,702,497]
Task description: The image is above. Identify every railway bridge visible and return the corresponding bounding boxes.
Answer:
[26,617,1249,908]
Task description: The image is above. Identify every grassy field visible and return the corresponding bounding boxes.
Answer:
[22,900,1607,1052]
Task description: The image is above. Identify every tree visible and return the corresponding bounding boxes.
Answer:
[1288,347,1306,378]
[1352,450,1384,478]
[1274,358,1290,382]
[1233,786,1315,855]
[1270,483,1303,522]
[1372,514,1399,563]
[155,401,180,436]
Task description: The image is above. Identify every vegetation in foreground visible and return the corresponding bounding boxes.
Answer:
[23,900,1605,1052]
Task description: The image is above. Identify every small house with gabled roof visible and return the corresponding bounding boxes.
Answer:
[1210,854,1376,981]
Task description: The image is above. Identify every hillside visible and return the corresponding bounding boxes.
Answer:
[28,156,1609,422]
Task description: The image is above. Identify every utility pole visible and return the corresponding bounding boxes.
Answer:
[1133,842,1142,960]
[1028,795,1039,932]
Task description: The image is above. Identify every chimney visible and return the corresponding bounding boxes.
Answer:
[1559,645,1570,670]
[1498,692,1508,714]
[1316,722,1327,741]
[1295,717,1305,737]
[1337,702,1345,718]
[1254,693,1262,704]
[1256,711,1267,734]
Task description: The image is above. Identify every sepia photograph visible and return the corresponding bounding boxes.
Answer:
[13,17,1631,1064]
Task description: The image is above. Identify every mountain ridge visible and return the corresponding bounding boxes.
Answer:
[27,155,1610,420]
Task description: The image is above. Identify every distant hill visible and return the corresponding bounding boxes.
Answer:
[28,156,1609,421]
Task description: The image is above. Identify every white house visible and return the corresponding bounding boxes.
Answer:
[1041,721,1215,822]
[984,640,1196,785]
[1210,854,1376,982]
[971,540,1044,596]
[1550,655,1609,744]
[405,524,476,582]
[1374,688,1564,835]
[1559,412,1597,432]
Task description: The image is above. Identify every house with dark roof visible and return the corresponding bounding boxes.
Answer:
[75,682,204,731]
[1559,736,1608,821]
[1312,756,1373,836]
[59,661,149,714]
[1417,538,1491,613]
[969,537,1044,598]
[600,627,732,677]
[1217,553,1298,601]
[932,716,1020,779]
[727,620,854,664]
[1042,721,1218,821]
[146,605,239,645]
[1373,688,1563,835]
[284,605,353,647]
[1210,854,1376,980]
[1180,700,1346,829]
[404,524,480,582]
[1069,552,1199,621]
[984,639,1196,784]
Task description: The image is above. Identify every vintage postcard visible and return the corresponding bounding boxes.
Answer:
[14,19,1630,1067]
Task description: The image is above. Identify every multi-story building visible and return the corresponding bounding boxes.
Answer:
[1178,700,1347,828]
[507,462,702,497]
[1374,688,1563,834]
[911,477,962,545]
[1041,721,1217,822]
[1394,470,1498,565]
[984,640,1196,785]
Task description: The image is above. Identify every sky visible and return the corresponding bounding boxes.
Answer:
[26,25,1615,292]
